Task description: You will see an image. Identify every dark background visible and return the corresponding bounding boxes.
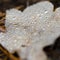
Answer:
[0,0,60,12]
[0,0,60,60]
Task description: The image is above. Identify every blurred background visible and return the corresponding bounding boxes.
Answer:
[0,0,60,12]
[0,0,60,60]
